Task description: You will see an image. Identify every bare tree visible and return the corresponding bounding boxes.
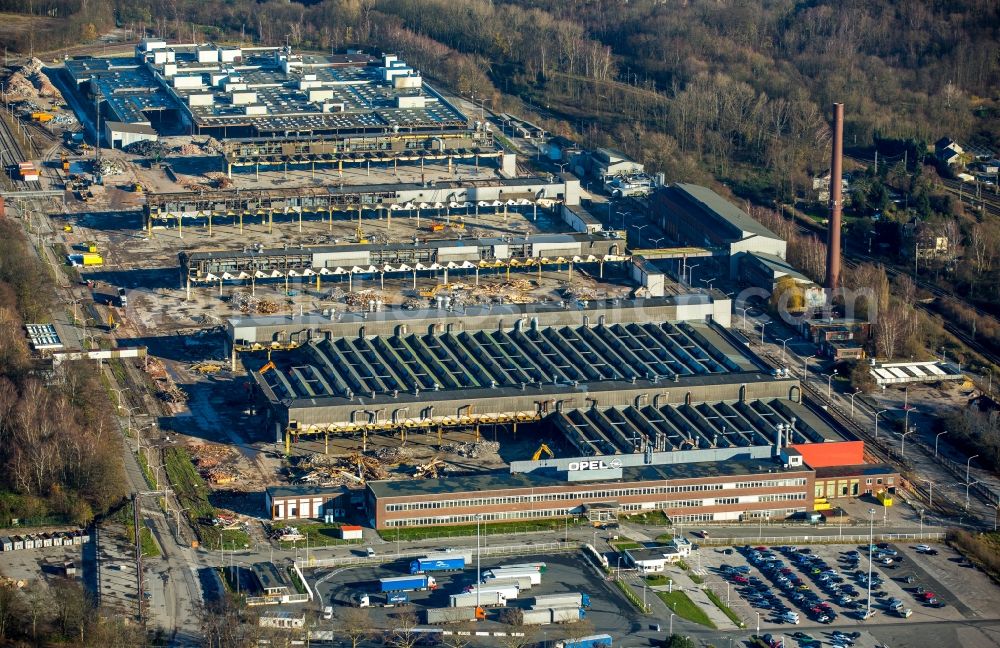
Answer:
[0,582,21,640]
[388,610,421,648]
[497,625,538,648]
[337,606,373,648]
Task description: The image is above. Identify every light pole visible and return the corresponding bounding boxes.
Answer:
[802,354,815,379]
[632,223,649,248]
[780,337,793,363]
[965,479,981,510]
[874,409,887,440]
[918,508,924,536]
[475,514,483,608]
[669,612,675,635]
[921,478,934,507]
[827,372,837,399]
[903,406,917,436]
[737,307,750,331]
[967,454,979,484]
[760,321,769,344]
[901,426,915,457]
[866,507,876,620]
[700,277,715,292]
[935,431,949,458]
[756,610,761,635]
[687,263,700,286]
[850,389,862,418]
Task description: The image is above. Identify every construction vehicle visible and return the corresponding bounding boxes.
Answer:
[31,112,53,123]
[61,156,70,172]
[62,224,73,232]
[428,222,445,232]
[86,241,98,253]
[133,182,144,193]
[356,225,368,244]
[531,443,555,461]
[258,360,276,375]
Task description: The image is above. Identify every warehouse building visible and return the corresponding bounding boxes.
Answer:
[652,184,787,276]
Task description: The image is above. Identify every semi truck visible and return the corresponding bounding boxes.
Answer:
[354,592,410,607]
[501,562,547,573]
[426,606,485,624]
[556,634,613,648]
[483,575,534,591]
[450,591,506,608]
[379,575,437,593]
[466,584,520,601]
[519,606,586,626]
[484,568,543,585]
[410,555,467,574]
[530,593,591,609]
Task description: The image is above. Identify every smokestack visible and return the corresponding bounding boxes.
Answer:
[825,103,845,292]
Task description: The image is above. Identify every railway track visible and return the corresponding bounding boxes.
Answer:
[0,110,41,191]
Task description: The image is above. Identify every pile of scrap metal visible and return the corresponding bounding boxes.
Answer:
[441,440,500,458]
[294,451,393,485]
[413,457,445,478]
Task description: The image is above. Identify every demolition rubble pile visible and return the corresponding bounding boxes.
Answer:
[295,451,397,486]
[441,440,500,459]
[231,290,278,314]
[144,357,187,405]
[4,58,62,100]
[189,443,244,485]
[344,289,383,312]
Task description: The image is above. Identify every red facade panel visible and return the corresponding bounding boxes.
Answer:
[790,441,864,468]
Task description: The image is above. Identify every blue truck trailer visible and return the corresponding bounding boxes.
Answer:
[379,575,437,593]
[410,555,467,574]
[556,634,612,648]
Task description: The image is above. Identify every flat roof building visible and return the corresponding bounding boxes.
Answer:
[652,184,787,276]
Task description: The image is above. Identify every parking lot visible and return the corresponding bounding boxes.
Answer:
[698,539,974,637]
[306,550,645,637]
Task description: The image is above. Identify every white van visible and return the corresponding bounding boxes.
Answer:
[781,611,800,624]
[366,546,376,557]
[322,606,333,620]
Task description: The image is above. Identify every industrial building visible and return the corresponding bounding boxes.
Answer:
[64,41,509,177]
[183,230,624,296]
[651,184,787,276]
[738,252,825,310]
[147,175,574,234]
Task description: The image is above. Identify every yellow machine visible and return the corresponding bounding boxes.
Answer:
[62,224,73,232]
[258,360,276,375]
[876,490,894,507]
[531,443,555,461]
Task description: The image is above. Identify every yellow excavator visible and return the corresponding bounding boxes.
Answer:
[531,443,555,461]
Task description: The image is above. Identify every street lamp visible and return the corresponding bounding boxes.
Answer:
[866,507,876,620]
[874,409,887,440]
[802,355,815,379]
[965,479,981,510]
[700,277,715,292]
[921,478,934,507]
[632,223,649,248]
[669,612,675,635]
[760,321,769,344]
[935,431,949,458]
[850,389,862,418]
[901,426,915,457]
[687,263,700,286]
[780,337,793,363]
[737,307,751,331]
[826,372,837,399]
[918,508,924,536]
[903,405,918,435]
[967,454,979,483]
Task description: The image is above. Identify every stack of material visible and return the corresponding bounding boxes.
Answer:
[4,58,63,100]
[97,158,126,175]
[345,289,383,312]
[231,291,279,314]
[442,440,500,458]
[414,457,445,478]
[374,447,410,463]
[464,279,536,305]
[176,143,201,155]
[205,172,232,189]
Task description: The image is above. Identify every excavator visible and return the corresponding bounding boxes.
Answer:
[531,443,555,461]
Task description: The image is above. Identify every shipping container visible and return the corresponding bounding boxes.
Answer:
[81,253,104,266]
[427,606,485,624]
[340,525,363,540]
[379,575,436,593]
[411,555,467,574]
[530,593,591,609]
[556,634,613,648]
[450,591,505,608]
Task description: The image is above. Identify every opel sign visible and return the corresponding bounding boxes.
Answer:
[567,458,623,471]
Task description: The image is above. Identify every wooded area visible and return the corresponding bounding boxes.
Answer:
[0,220,128,527]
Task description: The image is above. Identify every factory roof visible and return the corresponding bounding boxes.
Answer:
[553,397,833,455]
[368,456,808,498]
[251,562,289,592]
[814,463,898,480]
[248,319,761,405]
[745,252,813,284]
[672,184,782,241]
